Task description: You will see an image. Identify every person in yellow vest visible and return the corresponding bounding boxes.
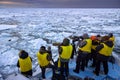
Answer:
[90,35,101,67]
[58,38,73,78]
[37,46,55,80]
[108,33,115,43]
[108,33,115,64]
[73,33,92,73]
[17,50,32,77]
[93,36,114,76]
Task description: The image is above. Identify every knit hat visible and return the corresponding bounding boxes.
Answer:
[62,38,70,46]
[83,33,89,39]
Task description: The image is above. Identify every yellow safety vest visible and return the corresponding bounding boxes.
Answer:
[99,43,113,56]
[79,39,92,53]
[19,56,32,72]
[60,45,73,59]
[109,36,115,43]
[37,52,50,67]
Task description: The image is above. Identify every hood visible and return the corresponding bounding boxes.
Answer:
[19,52,28,59]
[62,38,70,46]
[39,50,47,54]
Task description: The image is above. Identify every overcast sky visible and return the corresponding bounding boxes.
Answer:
[0,0,120,8]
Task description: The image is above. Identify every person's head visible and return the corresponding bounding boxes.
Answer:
[62,38,70,46]
[83,33,89,39]
[108,33,113,37]
[97,34,101,37]
[39,46,46,53]
[19,50,28,58]
[79,36,84,41]
[19,50,25,56]
[96,34,101,41]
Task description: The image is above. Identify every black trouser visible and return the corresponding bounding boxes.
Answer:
[85,53,92,67]
[74,52,88,72]
[21,69,32,77]
[95,60,108,75]
[60,61,69,77]
[71,44,76,59]
[40,64,55,79]
[91,49,97,67]
[95,54,109,75]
